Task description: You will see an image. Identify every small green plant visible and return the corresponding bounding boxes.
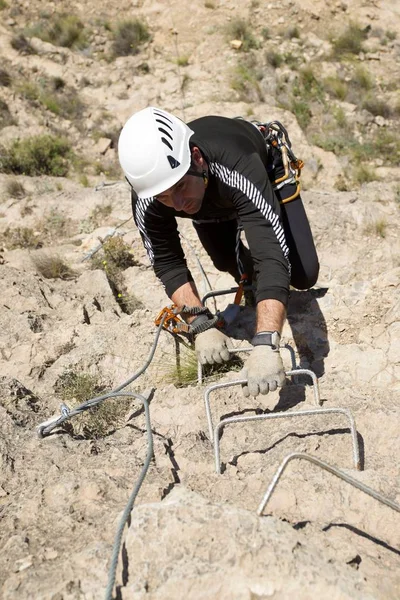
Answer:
[323,76,348,100]
[292,100,312,129]
[55,369,130,438]
[261,27,270,40]
[231,61,263,102]
[181,73,191,92]
[295,66,324,101]
[88,202,113,227]
[112,19,151,57]
[266,50,283,68]
[331,23,368,57]
[204,1,216,8]
[42,208,72,240]
[353,164,378,186]
[32,252,76,279]
[0,1,8,9]
[0,226,42,250]
[362,96,391,118]
[91,236,141,314]
[92,236,137,271]
[30,14,88,49]
[94,157,121,180]
[0,68,11,87]
[176,55,189,67]
[312,127,399,169]
[335,177,351,192]
[16,77,85,121]
[79,173,90,187]
[284,25,300,39]
[353,65,373,90]
[6,179,25,198]
[333,107,347,128]
[0,135,72,176]
[11,34,36,55]
[15,81,39,102]
[364,219,387,238]
[226,19,258,52]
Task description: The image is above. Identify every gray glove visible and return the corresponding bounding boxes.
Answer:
[195,328,232,365]
[241,345,286,397]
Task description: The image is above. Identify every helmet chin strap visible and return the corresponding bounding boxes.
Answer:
[187,168,209,188]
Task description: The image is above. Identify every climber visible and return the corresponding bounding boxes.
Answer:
[118,106,319,397]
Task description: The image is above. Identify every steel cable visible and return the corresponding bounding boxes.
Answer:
[104,392,154,600]
[37,312,168,438]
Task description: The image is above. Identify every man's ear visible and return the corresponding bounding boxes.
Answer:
[191,146,203,167]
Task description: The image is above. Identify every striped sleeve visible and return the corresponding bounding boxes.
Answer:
[209,159,290,306]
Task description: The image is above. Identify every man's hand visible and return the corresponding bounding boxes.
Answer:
[241,346,286,397]
[195,328,232,365]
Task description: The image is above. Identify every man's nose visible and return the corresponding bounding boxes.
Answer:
[172,192,185,211]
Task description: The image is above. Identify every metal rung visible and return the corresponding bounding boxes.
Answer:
[204,371,321,444]
[257,453,400,516]
[202,287,242,306]
[213,407,360,474]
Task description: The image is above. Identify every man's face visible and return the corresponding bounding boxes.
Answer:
[155,172,206,214]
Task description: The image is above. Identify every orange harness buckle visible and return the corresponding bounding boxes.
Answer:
[154,305,191,334]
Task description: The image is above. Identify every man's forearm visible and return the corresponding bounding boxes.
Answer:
[256,298,286,334]
[171,281,203,323]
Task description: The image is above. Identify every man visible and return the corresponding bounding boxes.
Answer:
[118,107,319,397]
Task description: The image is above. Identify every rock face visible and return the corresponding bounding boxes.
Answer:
[0,0,400,599]
[120,487,375,600]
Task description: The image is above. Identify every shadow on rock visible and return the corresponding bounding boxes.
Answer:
[287,287,330,377]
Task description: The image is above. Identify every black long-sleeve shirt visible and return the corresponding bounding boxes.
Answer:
[131,116,290,306]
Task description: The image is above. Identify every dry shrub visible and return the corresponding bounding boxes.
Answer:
[0,135,72,177]
[32,252,76,279]
[231,56,263,102]
[31,14,88,49]
[112,19,151,57]
[92,236,137,271]
[0,226,42,250]
[91,236,142,314]
[156,345,243,388]
[42,208,73,240]
[0,68,11,87]
[331,23,368,57]
[88,202,113,227]
[364,219,387,238]
[226,19,259,52]
[11,34,36,55]
[55,370,130,439]
[6,179,25,198]
[0,99,16,129]
[16,77,85,122]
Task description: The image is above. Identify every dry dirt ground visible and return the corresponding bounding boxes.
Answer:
[0,1,399,599]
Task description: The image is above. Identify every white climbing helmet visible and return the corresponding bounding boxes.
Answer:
[118,106,194,198]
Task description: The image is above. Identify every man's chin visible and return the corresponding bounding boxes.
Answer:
[183,202,202,215]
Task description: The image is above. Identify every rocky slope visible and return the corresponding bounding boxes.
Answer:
[0,1,399,599]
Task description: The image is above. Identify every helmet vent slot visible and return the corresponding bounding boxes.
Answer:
[158,127,173,140]
[154,111,173,123]
[156,118,173,131]
[161,137,173,151]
